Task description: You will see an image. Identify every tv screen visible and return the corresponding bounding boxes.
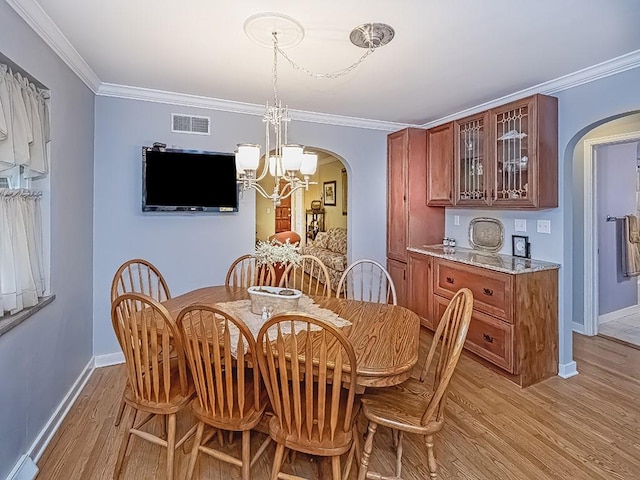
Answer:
[142,147,238,212]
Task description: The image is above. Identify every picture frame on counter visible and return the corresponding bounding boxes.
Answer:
[512,234,530,258]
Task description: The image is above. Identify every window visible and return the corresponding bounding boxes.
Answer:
[0,57,50,318]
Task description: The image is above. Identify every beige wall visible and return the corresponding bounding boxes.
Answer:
[317,160,347,230]
[256,154,348,240]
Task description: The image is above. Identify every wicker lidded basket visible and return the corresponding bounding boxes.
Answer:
[247,286,302,315]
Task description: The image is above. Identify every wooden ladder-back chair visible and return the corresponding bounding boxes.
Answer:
[111,293,195,480]
[256,313,360,480]
[336,259,398,305]
[111,259,172,427]
[225,254,277,288]
[278,254,332,297]
[177,305,272,480]
[357,288,474,480]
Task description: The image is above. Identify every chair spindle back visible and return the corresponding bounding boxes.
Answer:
[111,259,171,302]
[225,254,276,288]
[336,258,397,304]
[279,255,332,297]
[256,313,357,443]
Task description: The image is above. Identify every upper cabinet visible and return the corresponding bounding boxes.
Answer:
[426,123,454,206]
[427,94,558,209]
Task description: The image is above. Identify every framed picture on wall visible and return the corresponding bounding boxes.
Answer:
[341,168,347,215]
[323,181,336,206]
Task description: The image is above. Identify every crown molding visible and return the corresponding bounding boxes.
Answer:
[420,49,640,129]
[7,0,101,92]
[97,82,411,132]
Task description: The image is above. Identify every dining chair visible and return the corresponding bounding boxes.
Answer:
[111,293,195,480]
[111,258,171,303]
[111,258,172,427]
[278,254,332,297]
[225,254,277,288]
[177,305,272,480]
[256,313,360,480]
[357,287,474,480]
[336,259,397,305]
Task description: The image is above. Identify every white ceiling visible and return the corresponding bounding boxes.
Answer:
[14,0,640,126]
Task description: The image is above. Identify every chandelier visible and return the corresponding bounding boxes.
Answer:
[235,14,395,206]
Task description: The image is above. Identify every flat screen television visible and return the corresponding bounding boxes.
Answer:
[142,147,239,212]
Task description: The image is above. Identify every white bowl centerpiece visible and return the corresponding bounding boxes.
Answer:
[247,286,302,315]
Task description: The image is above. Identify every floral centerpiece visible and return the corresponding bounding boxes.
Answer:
[254,238,302,267]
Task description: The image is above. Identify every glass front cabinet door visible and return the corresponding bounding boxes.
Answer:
[453,94,558,209]
[454,112,490,206]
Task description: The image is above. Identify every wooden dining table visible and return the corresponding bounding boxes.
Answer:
[162,285,421,390]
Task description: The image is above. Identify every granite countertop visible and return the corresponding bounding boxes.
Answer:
[407,245,560,275]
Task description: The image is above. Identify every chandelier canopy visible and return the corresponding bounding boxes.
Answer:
[235,14,394,206]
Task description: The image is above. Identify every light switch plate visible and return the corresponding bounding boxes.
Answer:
[514,219,527,232]
[454,215,460,226]
[537,219,551,234]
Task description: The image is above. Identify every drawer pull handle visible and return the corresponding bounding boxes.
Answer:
[446,276,454,284]
[483,288,494,296]
[483,334,494,343]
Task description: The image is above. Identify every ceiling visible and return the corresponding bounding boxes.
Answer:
[14,0,640,126]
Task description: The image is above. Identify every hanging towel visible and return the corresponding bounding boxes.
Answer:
[622,214,640,277]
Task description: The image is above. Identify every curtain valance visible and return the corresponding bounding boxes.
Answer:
[0,63,50,178]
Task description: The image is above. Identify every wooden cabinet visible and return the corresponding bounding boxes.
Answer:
[426,122,454,206]
[427,94,558,209]
[430,256,558,387]
[387,258,407,307]
[489,94,558,209]
[386,128,444,307]
[407,252,433,329]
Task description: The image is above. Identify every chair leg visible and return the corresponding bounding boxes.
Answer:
[342,440,358,480]
[358,421,377,480]
[114,394,126,427]
[395,431,404,478]
[186,422,205,480]
[113,409,136,479]
[425,434,438,479]
[331,455,341,480]
[166,414,177,480]
[271,443,286,480]
[241,430,251,480]
[391,428,398,447]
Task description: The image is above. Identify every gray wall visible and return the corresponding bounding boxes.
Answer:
[93,96,388,356]
[597,142,638,315]
[0,3,95,478]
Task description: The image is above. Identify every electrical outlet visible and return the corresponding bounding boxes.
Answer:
[454,215,460,226]
[514,219,527,232]
[266,208,271,214]
[537,219,551,234]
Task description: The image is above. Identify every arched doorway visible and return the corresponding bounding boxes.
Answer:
[573,112,640,342]
[254,149,349,246]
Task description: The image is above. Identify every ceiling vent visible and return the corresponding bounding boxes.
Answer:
[171,113,210,135]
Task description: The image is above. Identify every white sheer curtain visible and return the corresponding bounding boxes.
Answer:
[0,61,49,317]
[0,188,45,317]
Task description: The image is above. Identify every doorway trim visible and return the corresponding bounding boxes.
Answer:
[584,131,640,335]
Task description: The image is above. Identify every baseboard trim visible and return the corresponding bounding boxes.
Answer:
[558,361,579,379]
[30,358,95,462]
[598,304,640,325]
[94,351,124,368]
[4,455,38,480]
[572,321,586,335]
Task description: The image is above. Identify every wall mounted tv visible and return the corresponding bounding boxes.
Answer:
[142,147,239,212]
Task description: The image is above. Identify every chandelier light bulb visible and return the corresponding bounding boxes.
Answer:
[281,144,304,171]
[300,152,318,175]
[235,144,261,171]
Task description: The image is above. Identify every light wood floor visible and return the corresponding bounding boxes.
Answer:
[37,331,640,479]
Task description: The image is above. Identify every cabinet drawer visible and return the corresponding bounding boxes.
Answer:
[433,295,514,373]
[433,259,513,322]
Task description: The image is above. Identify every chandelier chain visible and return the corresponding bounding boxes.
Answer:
[273,34,375,80]
[272,33,279,105]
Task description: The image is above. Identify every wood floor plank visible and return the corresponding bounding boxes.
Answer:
[36,331,640,479]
